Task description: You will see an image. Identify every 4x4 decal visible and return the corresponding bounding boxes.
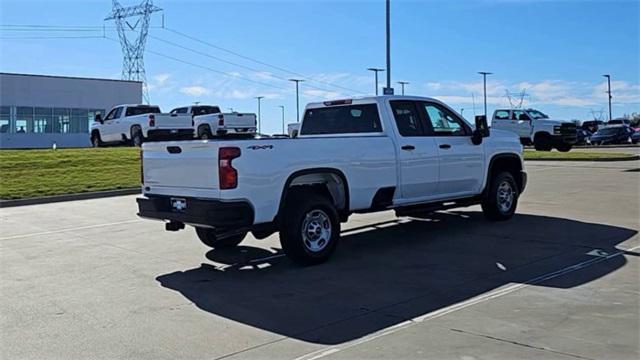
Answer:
[246,145,274,150]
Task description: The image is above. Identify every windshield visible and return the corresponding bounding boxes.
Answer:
[526,110,549,120]
[594,128,620,136]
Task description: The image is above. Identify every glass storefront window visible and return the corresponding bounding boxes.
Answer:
[53,108,71,133]
[16,107,33,133]
[71,108,89,133]
[34,107,53,133]
[1,106,107,134]
[0,106,9,133]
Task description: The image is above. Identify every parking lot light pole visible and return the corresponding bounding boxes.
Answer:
[278,105,285,134]
[289,79,304,122]
[367,68,385,95]
[255,96,264,134]
[602,74,612,121]
[478,71,492,117]
[397,81,409,95]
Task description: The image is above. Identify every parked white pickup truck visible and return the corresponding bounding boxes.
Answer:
[169,105,257,139]
[491,108,577,152]
[90,104,194,147]
[137,96,527,264]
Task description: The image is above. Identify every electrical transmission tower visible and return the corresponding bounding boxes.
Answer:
[505,89,528,109]
[105,0,162,103]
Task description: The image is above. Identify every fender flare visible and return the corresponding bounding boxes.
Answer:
[276,167,350,222]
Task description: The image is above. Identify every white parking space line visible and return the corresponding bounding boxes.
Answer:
[0,219,143,241]
[292,244,640,360]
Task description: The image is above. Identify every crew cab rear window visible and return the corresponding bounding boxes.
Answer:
[126,106,161,117]
[192,106,221,115]
[301,104,382,135]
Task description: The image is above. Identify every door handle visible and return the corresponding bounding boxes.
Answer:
[439,144,451,149]
[401,145,415,151]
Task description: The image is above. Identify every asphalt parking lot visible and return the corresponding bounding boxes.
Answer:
[1,160,639,360]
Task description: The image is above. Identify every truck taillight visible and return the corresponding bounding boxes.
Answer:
[218,114,224,126]
[219,147,240,189]
[148,114,155,127]
[140,149,144,184]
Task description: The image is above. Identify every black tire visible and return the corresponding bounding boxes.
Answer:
[91,132,103,148]
[198,126,213,140]
[131,127,143,147]
[481,172,519,221]
[555,143,572,152]
[533,133,553,151]
[279,189,340,265]
[195,227,246,249]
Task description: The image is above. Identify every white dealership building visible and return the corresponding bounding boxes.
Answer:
[0,73,142,148]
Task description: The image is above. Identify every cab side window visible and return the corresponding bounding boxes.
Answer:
[494,110,510,120]
[421,102,469,136]
[171,107,188,115]
[512,110,530,121]
[105,107,121,121]
[390,101,423,136]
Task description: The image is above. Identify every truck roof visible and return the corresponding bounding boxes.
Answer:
[118,104,160,108]
[305,95,442,109]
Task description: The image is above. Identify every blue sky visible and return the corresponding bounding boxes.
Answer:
[1,0,638,134]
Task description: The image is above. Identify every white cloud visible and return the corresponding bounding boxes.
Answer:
[154,73,170,85]
[180,86,210,96]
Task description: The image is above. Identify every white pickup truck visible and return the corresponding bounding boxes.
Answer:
[137,96,527,265]
[491,108,577,152]
[90,104,194,147]
[168,105,257,139]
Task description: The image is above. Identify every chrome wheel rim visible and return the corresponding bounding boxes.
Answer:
[301,209,332,253]
[497,181,514,213]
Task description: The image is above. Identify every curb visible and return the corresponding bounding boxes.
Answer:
[525,155,640,162]
[0,188,141,208]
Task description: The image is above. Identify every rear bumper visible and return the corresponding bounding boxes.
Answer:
[146,129,194,141]
[137,195,254,228]
[216,127,257,135]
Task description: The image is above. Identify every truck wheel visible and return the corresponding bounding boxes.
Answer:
[534,134,553,151]
[555,143,572,152]
[279,189,340,265]
[91,132,103,148]
[482,172,519,221]
[131,127,143,147]
[199,126,213,140]
[195,228,246,249]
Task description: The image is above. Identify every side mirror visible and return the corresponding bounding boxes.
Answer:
[472,115,490,145]
[95,114,103,124]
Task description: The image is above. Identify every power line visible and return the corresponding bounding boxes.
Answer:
[163,27,365,95]
[1,22,366,95]
[104,36,289,91]
[148,34,343,95]
[0,35,105,39]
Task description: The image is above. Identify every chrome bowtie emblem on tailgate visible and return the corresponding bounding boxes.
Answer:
[247,145,273,150]
[170,198,187,212]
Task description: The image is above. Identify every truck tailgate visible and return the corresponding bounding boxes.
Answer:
[143,141,219,190]
[157,114,192,128]
[222,113,256,128]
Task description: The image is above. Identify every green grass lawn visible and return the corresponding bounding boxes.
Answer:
[0,147,140,200]
[523,149,636,160]
[0,147,637,200]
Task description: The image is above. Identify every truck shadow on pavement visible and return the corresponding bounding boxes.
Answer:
[156,211,637,345]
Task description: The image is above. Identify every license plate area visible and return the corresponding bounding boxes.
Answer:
[170,197,187,212]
